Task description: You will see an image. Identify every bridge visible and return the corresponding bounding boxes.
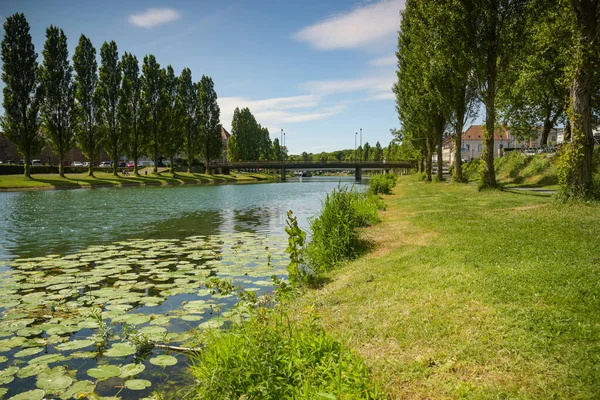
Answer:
[209,160,415,181]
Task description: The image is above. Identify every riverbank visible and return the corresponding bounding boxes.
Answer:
[295,175,600,398]
[0,170,278,191]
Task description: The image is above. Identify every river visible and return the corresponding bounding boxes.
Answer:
[0,177,361,399]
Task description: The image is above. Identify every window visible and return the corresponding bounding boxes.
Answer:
[477,144,482,152]
[465,144,470,151]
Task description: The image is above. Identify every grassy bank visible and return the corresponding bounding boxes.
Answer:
[0,170,277,190]
[297,175,600,398]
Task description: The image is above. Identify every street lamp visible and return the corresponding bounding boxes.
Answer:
[283,131,286,161]
[280,129,283,161]
[355,132,358,162]
[360,128,362,162]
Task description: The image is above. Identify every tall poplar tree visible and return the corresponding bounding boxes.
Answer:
[177,68,199,173]
[160,65,181,174]
[119,52,143,176]
[73,34,101,177]
[197,75,222,170]
[98,41,121,176]
[1,13,43,178]
[141,54,162,174]
[39,25,75,177]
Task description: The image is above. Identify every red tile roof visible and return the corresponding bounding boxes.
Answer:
[463,125,509,141]
[221,127,230,140]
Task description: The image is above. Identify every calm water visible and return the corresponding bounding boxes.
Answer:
[0,176,362,399]
[0,177,360,263]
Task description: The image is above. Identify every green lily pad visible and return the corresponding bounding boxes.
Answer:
[149,355,177,367]
[119,363,145,379]
[55,339,95,351]
[28,353,67,365]
[124,379,152,390]
[16,363,50,379]
[16,327,43,337]
[0,366,18,385]
[14,347,44,358]
[60,380,95,400]
[69,351,97,359]
[35,366,73,392]
[0,355,7,362]
[87,364,121,380]
[7,389,45,400]
[111,314,151,325]
[104,342,136,358]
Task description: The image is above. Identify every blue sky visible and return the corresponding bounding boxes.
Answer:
[0,0,405,154]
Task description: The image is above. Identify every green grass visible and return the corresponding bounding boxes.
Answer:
[297,175,600,399]
[0,170,277,190]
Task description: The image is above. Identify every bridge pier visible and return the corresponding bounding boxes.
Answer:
[354,167,362,182]
[280,167,286,181]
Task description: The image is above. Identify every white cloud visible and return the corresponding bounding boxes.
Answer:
[129,8,181,28]
[300,73,395,98]
[369,56,397,67]
[218,95,345,134]
[293,0,404,50]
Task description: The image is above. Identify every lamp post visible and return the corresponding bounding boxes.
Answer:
[355,132,358,162]
[283,131,286,161]
[280,129,283,161]
[360,128,362,162]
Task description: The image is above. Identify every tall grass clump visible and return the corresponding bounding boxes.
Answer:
[368,173,397,195]
[305,186,381,278]
[190,309,381,399]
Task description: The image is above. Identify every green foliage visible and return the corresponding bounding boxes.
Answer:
[119,52,143,175]
[557,142,598,201]
[462,159,483,182]
[39,25,75,177]
[177,68,199,172]
[306,186,380,276]
[284,210,307,285]
[141,54,162,173]
[160,65,181,172]
[1,13,43,178]
[197,75,222,165]
[228,107,273,162]
[368,174,397,195]
[73,34,101,176]
[190,308,380,400]
[97,40,121,176]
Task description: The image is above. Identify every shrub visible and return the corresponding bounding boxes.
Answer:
[190,309,381,399]
[305,186,380,278]
[368,174,397,195]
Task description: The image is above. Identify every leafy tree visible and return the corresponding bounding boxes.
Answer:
[39,25,75,177]
[141,54,162,174]
[301,151,310,162]
[273,138,282,160]
[73,34,102,177]
[160,65,181,174]
[470,0,528,188]
[197,75,222,169]
[0,13,43,178]
[97,41,121,176]
[119,52,143,176]
[374,141,383,162]
[558,0,600,198]
[177,68,199,173]
[258,126,273,160]
[363,142,371,161]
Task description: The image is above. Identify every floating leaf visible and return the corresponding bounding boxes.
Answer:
[0,366,18,385]
[87,365,121,380]
[7,389,45,400]
[124,379,152,390]
[55,339,95,351]
[14,347,44,358]
[35,366,73,392]
[104,342,136,358]
[16,363,50,379]
[149,355,177,367]
[119,363,145,379]
[60,380,95,400]
[28,353,67,365]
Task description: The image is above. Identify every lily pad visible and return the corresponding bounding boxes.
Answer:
[104,342,136,358]
[0,366,18,385]
[124,379,152,390]
[149,355,177,367]
[60,380,95,400]
[55,339,95,351]
[28,353,67,365]
[16,363,50,379]
[119,363,145,379]
[87,364,121,380]
[35,366,73,392]
[7,389,45,400]
[14,347,44,358]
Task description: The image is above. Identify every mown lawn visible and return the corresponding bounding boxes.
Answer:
[299,175,600,399]
[0,170,277,190]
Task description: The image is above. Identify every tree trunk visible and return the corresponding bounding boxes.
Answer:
[541,117,552,147]
[566,0,597,196]
[133,156,139,176]
[453,132,463,182]
[24,156,31,178]
[170,155,175,175]
[419,155,424,173]
[481,1,498,188]
[425,138,433,182]
[435,116,444,181]
[58,158,64,178]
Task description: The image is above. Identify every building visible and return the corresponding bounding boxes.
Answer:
[442,125,566,164]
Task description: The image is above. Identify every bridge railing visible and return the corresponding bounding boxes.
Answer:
[210,160,413,166]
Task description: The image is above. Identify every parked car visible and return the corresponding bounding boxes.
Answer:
[82,162,90,167]
[31,159,43,166]
[71,161,83,167]
[126,161,135,168]
[522,149,536,156]
[117,162,126,168]
[99,161,112,167]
